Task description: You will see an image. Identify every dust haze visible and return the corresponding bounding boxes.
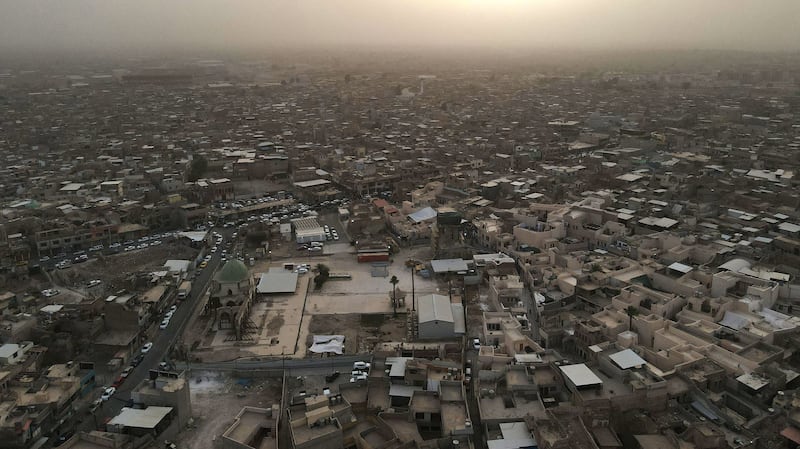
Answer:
[1,0,799,55]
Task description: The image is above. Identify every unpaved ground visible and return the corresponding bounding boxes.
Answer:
[306,313,408,355]
[52,243,197,292]
[178,371,282,449]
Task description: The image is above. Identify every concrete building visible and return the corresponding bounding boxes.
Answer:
[222,405,279,449]
[132,371,192,431]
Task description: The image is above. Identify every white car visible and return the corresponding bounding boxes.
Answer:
[101,387,115,401]
[296,267,308,274]
[141,342,153,353]
[41,289,60,298]
[353,361,371,371]
[350,374,368,382]
[472,338,481,350]
[160,319,170,330]
[87,279,102,288]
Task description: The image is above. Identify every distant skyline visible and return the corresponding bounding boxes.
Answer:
[1,0,799,55]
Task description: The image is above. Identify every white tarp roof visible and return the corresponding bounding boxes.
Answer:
[560,363,603,387]
[40,304,64,313]
[163,260,191,273]
[308,335,345,354]
[408,206,437,223]
[668,262,693,274]
[719,258,751,273]
[719,311,752,330]
[609,349,647,370]
[177,231,208,242]
[109,407,172,429]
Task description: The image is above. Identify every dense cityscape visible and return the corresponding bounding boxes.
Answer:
[1,3,800,449]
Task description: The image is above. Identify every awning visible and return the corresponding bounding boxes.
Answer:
[781,426,800,445]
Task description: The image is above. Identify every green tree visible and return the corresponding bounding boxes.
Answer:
[187,155,208,182]
[390,275,399,317]
[624,306,640,331]
[314,263,330,290]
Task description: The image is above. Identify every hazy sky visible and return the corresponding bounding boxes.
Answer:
[1,0,799,54]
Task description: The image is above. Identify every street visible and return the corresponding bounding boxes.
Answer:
[90,228,231,425]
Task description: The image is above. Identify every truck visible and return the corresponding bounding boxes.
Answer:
[177,280,192,299]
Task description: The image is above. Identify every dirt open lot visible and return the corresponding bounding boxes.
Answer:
[306,312,408,355]
[177,371,283,449]
[52,243,197,292]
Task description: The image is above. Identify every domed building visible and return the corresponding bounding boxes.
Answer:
[209,259,254,340]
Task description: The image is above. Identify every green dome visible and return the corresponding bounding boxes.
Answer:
[214,259,250,284]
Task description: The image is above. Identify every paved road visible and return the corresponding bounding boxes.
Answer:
[181,355,369,375]
[94,228,232,422]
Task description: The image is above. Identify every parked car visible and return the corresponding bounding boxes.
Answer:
[141,342,153,353]
[121,366,134,378]
[349,374,367,382]
[111,376,124,388]
[131,354,145,367]
[160,319,170,330]
[100,387,115,401]
[353,361,371,371]
[87,279,102,288]
[325,371,341,382]
[472,338,481,350]
[41,289,60,298]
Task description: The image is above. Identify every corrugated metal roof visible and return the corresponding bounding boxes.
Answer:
[609,349,646,370]
[560,364,603,387]
[256,269,298,294]
[418,294,454,324]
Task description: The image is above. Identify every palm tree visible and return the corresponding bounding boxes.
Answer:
[624,306,640,331]
[390,275,399,317]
